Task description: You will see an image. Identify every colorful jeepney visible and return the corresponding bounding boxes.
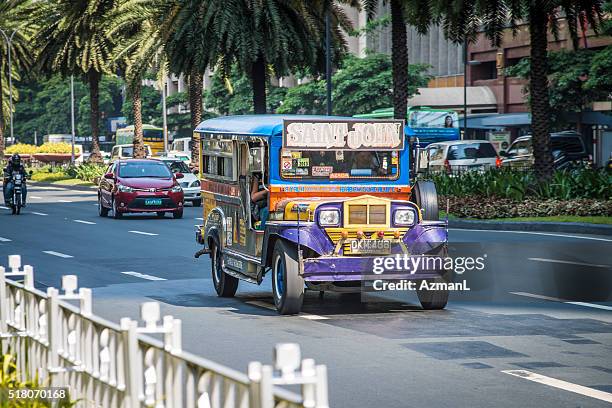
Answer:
[194,115,449,314]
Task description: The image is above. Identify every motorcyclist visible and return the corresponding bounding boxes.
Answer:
[3,154,28,207]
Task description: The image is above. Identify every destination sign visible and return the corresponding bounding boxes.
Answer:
[283,119,404,151]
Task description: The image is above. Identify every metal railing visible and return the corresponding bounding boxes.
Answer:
[0,255,329,408]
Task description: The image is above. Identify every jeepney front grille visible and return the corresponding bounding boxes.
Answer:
[325,228,408,255]
[347,204,387,225]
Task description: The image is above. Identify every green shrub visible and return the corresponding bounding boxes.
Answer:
[66,164,106,182]
[431,167,611,201]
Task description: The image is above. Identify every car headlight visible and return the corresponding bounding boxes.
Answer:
[191,180,200,188]
[319,209,340,226]
[171,184,183,193]
[117,184,133,193]
[393,209,416,226]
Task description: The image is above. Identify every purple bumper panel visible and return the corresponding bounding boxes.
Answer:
[302,255,446,281]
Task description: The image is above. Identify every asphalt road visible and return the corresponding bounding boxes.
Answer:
[1,183,611,408]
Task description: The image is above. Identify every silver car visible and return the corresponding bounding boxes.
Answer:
[424,140,501,174]
[157,158,201,206]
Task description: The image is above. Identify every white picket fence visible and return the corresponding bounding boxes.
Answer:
[0,255,329,408]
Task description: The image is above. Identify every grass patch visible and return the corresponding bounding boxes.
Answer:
[490,215,612,224]
[30,173,72,182]
[53,178,95,187]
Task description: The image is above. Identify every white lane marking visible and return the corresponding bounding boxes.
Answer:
[128,230,159,236]
[30,212,48,216]
[300,314,329,320]
[29,195,42,199]
[502,370,612,403]
[121,271,166,281]
[449,228,612,242]
[0,206,8,210]
[510,291,612,311]
[43,250,73,258]
[528,257,610,269]
[195,217,204,221]
[58,199,73,203]
[30,186,62,190]
[0,237,11,242]
[245,301,329,319]
[74,219,96,225]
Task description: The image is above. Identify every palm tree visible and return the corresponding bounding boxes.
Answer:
[110,0,179,158]
[435,0,604,180]
[0,0,33,161]
[362,0,432,121]
[33,0,117,163]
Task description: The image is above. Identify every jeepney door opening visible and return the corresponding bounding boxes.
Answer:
[246,141,268,230]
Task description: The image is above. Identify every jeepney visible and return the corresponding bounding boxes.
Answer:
[194,115,449,315]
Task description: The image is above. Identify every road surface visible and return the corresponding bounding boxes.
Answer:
[1,183,611,407]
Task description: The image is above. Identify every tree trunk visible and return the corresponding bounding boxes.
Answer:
[529,3,553,181]
[132,82,146,159]
[251,55,267,114]
[88,70,102,163]
[390,0,408,121]
[189,68,203,168]
[0,56,5,164]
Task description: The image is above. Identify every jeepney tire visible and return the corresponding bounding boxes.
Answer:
[412,180,439,221]
[416,278,449,310]
[193,199,202,207]
[211,240,239,297]
[272,240,304,315]
[98,195,109,217]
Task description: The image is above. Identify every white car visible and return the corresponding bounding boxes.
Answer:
[157,158,201,206]
[424,140,501,174]
[111,144,152,160]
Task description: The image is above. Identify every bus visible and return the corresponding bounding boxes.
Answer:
[115,124,168,154]
[355,107,460,176]
[354,106,460,146]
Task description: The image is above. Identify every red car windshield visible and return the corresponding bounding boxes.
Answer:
[119,162,172,178]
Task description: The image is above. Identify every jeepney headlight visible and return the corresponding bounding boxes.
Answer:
[117,184,133,193]
[319,210,340,226]
[393,209,416,226]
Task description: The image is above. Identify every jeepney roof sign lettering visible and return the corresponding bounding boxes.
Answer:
[283,119,404,151]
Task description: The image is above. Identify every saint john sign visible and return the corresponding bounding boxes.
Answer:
[283,119,405,151]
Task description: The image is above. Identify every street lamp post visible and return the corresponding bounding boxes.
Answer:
[0,29,18,144]
[462,40,480,140]
[325,9,332,116]
[162,78,168,154]
[70,76,76,165]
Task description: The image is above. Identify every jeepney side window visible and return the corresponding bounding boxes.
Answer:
[201,137,235,181]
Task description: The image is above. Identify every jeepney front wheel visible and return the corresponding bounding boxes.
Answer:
[272,240,304,315]
[416,277,449,310]
[412,180,439,221]
[211,240,238,297]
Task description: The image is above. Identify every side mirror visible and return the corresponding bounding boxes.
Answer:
[499,150,507,157]
[104,173,114,180]
[175,172,184,179]
[192,169,199,175]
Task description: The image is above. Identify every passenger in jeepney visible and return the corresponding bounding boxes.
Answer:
[350,151,387,176]
[250,161,269,230]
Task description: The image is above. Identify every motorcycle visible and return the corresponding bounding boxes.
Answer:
[10,172,24,215]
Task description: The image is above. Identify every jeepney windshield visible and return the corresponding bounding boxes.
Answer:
[280,149,400,180]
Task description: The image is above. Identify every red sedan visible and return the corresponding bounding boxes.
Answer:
[98,159,185,219]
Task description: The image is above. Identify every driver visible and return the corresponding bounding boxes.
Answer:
[3,154,28,207]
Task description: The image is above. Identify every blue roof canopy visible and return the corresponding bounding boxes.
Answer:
[195,114,355,138]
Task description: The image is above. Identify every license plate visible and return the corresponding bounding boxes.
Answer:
[349,239,391,254]
[144,198,162,206]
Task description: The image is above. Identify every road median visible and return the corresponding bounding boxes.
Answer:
[449,218,612,235]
